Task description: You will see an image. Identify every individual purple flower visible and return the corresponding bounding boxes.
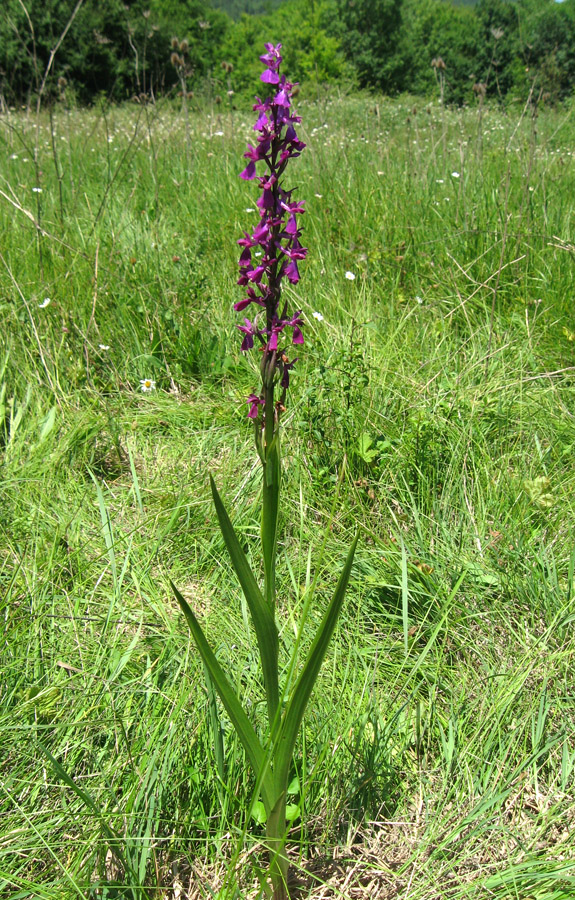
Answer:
[247,393,264,418]
[234,287,266,313]
[237,318,260,351]
[259,42,282,84]
[285,312,304,344]
[280,355,297,389]
[284,259,300,284]
[237,44,307,422]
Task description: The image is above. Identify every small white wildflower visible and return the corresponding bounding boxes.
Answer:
[246,207,255,213]
[254,251,262,257]
[39,297,51,308]
[451,171,460,178]
[9,153,18,160]
[377,171,384,176]
[312,311,324,321]
[416,295,423,304]
[99,344,110,351]
[436,178,444,184]
[32,187,42,193]
[227,90,234,97]
[140,378,156,393]
[345,271,356,281]
[213,130,224,136]
[314,193,323,198]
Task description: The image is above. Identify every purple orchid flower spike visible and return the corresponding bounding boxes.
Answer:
[236,44,307,429]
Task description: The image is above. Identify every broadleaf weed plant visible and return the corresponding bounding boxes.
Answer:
[172,43,358,899]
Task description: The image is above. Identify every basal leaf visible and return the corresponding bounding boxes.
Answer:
[171,580,274,813]
[273,534,358,788]
[210,476,279,719]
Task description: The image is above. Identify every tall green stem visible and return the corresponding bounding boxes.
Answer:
[261,377,287,897]
[262,380,280,615]
[266,788,289,900]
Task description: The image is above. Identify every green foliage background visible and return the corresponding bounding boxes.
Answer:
[1,0,574,106]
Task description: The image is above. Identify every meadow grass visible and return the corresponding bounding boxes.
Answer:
[1,91,575,899]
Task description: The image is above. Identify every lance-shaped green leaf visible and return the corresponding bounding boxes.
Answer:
[273,534,359,787]
[210,475,279,718]
[171,580,274,813]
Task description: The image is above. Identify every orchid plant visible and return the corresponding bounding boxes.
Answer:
[172,43,358,900]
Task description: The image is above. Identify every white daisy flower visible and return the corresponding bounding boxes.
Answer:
[140,379,156,392]
[99,344,110,350]
[345,271,356,281]
[39,298,51,308]
[32,187,42,193]
[312,311,324,321]
[451,171,460,178]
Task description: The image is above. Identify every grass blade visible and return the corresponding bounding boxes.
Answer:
[400,536,409,657]
[36,742,144,895]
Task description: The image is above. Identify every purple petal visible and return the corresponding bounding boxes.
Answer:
[285,260,300,283]
[254,112,268,131]
[240,161,256,180]
[261,69,280,84]
[247,265,266,283]
[247,393,262,418]
[274,89,290,107]
[285,214,298,236]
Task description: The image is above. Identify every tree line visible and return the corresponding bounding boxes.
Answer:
[1,0,574,108]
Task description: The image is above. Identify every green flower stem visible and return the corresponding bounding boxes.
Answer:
[261,377,285,896]
[266,788,289,900]
[262,379,280,615]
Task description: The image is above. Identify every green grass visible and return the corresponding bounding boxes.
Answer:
[1,91,575,899]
